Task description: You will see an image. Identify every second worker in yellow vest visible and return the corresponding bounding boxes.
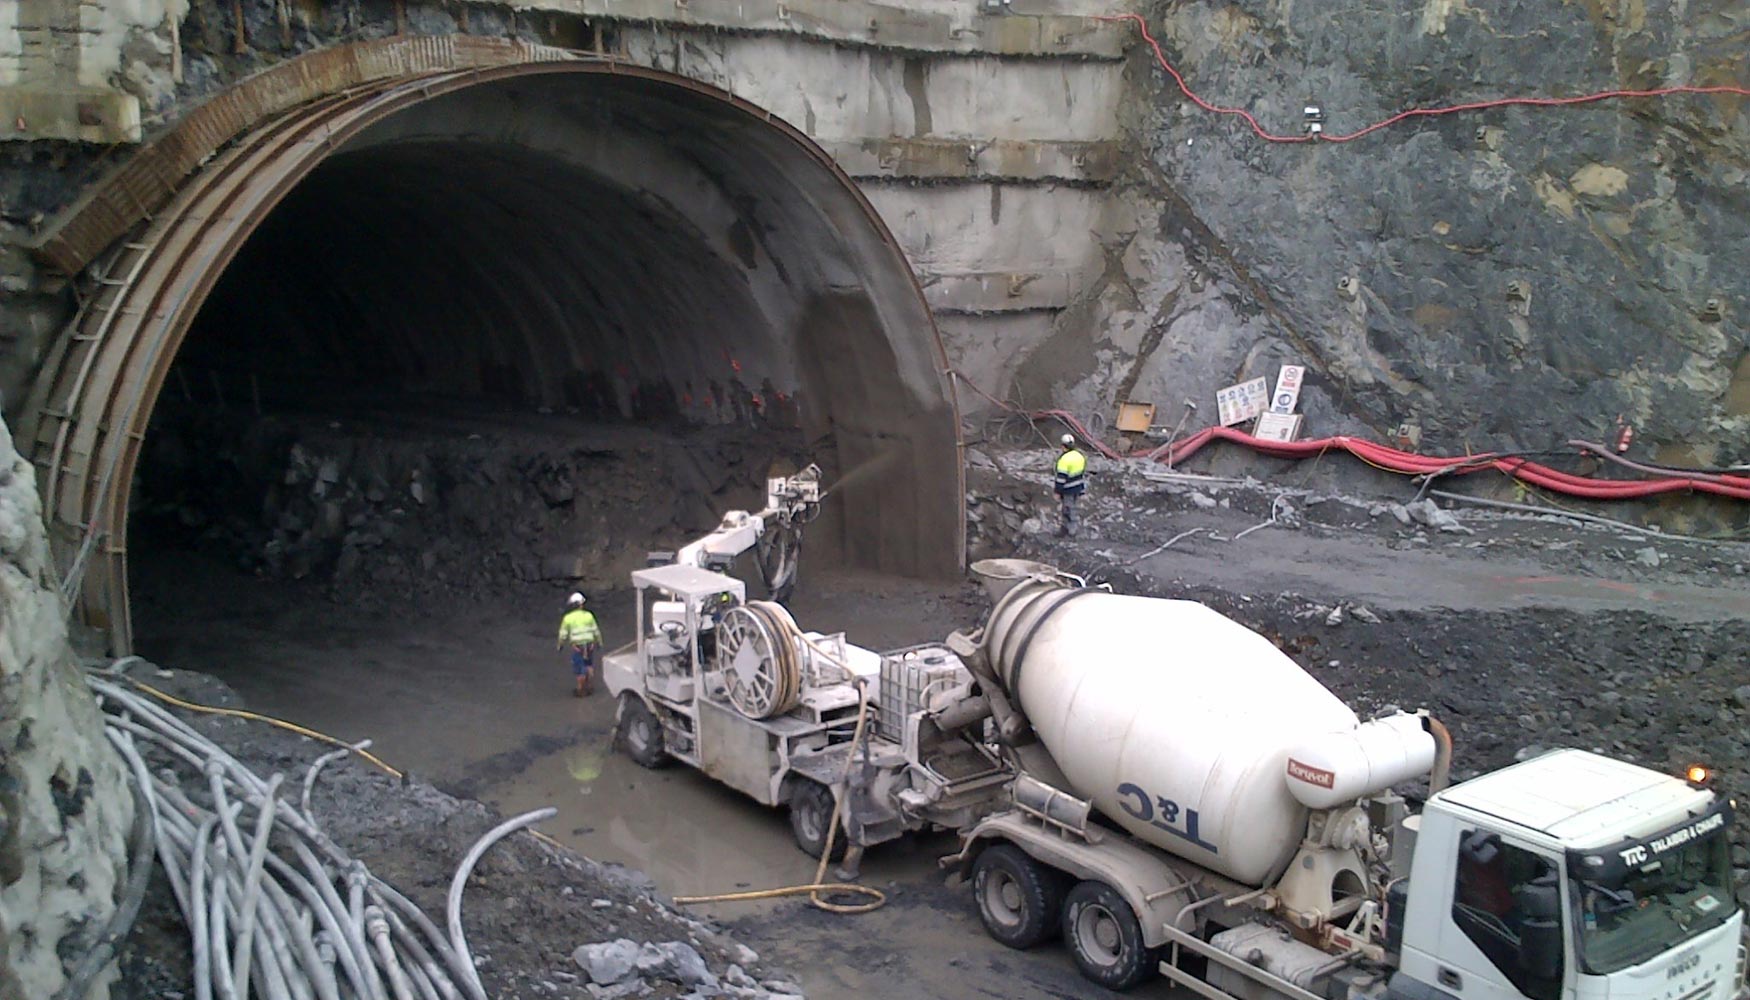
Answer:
[557,592,604,697]
[1054,434,1088,537]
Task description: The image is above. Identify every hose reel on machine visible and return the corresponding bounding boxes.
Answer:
[717,601,805,719]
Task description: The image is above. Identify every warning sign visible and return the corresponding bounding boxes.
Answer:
[1271,365,1305,415]
[1216,377,1269,427]
[1254,412,1303,442]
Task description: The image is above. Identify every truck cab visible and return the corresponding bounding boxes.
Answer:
[1397,749,1745,1000]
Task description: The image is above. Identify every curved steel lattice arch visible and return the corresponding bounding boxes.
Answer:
[19,38,965,654]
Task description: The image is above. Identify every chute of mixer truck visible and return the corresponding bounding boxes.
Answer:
[944,559,1748,1000]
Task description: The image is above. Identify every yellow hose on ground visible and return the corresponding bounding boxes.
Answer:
[672,683,886,914]
[118,678,571,851]
[125,679,407,777]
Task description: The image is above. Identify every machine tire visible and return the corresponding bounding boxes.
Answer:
[972,843,1066,949]
[617,696,668,769]
[788,779,846,861]
[1063,880,1157,991]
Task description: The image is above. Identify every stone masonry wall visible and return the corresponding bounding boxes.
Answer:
[0,414,134,1000]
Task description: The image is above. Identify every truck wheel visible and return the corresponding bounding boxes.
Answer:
[616,696,667,769]
[788,780,846,861]
[1063,880,1156,991]
[972,843,1066,949]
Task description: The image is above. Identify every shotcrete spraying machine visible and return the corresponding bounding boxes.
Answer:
[602,465,1012,870]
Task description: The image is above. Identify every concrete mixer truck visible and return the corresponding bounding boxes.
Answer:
[939,560,1747,1000]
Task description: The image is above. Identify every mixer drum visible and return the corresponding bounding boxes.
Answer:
[982,582,1361,885]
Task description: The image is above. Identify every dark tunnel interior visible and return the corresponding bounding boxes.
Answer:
[127,71,960,651]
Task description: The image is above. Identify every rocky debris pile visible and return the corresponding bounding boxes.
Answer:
[572,940,804,999]
[114,667,804,999]
[1372,498,1474,535]
[136,412,788,606]
[963,451,1048,550]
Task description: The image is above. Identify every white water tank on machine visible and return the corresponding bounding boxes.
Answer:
[974,564,1433,886]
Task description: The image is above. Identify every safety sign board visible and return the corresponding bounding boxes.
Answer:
[1253,411,1303,442]
[1216,377,1269,426]
[1271,365,1305,415]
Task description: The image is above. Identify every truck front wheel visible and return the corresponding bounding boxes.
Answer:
[616,695,668,769]
[1063,880,1156,991]
[972,843,1066,949]
[788,779,846,861]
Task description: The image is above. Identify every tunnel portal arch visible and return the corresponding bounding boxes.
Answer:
[17,38,965,654]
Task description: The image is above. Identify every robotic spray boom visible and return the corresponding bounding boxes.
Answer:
[674,464,822,601]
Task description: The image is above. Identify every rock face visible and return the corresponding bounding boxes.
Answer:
[0,416,135,999]
[1017,0,1748,468]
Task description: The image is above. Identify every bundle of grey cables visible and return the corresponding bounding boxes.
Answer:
[84,670,555,1000]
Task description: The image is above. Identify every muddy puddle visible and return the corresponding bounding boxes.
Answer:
[485,694,1119,999]
[491,739,920,913]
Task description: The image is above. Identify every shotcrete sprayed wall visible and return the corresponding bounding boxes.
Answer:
[0,415,134,1000]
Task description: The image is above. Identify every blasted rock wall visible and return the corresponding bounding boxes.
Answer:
[1018,0,1747,467]
[0,415,134,999]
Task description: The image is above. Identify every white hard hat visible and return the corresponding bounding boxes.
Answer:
[1061,433,1075,446]
[568,592,585,606]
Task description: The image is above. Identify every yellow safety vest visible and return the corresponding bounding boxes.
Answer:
[1055,449,1087,494]
[558,609,601,646]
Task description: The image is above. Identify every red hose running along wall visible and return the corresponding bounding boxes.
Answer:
[1144,427,1750,501]
[953,375,1750,502]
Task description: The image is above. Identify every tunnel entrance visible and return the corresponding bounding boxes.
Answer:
[23,52,963,654]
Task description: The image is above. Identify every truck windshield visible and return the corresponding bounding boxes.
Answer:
[1574,827,1735,974]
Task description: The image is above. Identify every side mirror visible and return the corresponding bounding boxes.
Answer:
[1517,875,1562,981]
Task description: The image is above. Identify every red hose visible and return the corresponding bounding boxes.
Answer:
[1147,426,1750,500]
[953,372,1750,501]
[1097,12,1750,145]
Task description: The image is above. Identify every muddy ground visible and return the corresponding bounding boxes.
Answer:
[123,440,1750,999]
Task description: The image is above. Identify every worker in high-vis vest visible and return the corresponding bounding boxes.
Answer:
[557,592,604,697]
[1053,433,1088,536]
